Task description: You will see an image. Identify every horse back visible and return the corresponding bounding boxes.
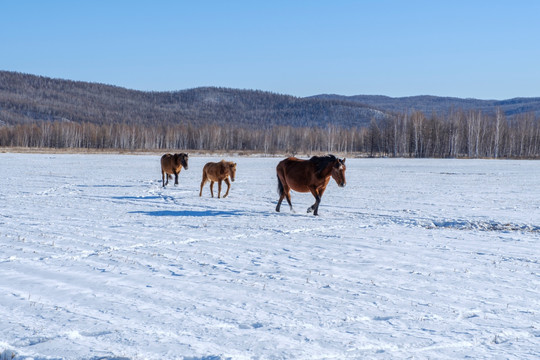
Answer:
[277,157,316,193]
[161,153,182,173]
[203,160,228,181]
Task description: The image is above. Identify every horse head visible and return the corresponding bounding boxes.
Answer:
[228,162,237,182]
[331,158,346,187]
[175,153,189,170]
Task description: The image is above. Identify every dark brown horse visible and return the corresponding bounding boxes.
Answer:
[199,160,237,198]
[276,155,346,215]
[161,153,189,187]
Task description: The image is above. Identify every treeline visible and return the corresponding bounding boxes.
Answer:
[1,109,539,158]
[0,121,353,154]
[366,109,540,158]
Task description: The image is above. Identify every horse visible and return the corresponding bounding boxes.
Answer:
[199,160,237,198]
[161,153,189,187]
[276,154,346,216]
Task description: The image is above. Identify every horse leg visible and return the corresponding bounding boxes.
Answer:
[217,180,222,198]
[162,170,166,187]
[313,187,328,216]
[199,173,207,197]
[174,172,179,186]
[308,195,321,215]
[308,188,321,215]
[276,176,284,212]
[223,178,231,198]
[276,173,293,212]
[285,190,293,212]
[210,181,215,198]
[276,192,284,212]
[276,190,293,213]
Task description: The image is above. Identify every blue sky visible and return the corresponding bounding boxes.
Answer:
[2,1,539,99]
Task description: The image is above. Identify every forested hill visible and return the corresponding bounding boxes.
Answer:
[0,71,386,128]
[310,94,540,117]
[2,71,539,158]
[4,70,539,131]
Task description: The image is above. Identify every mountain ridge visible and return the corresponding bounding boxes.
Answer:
[2,70,540,131]
[0,71,385,129]
[309,94,540,117]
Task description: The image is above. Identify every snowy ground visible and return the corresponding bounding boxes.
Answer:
[1,153,539,359]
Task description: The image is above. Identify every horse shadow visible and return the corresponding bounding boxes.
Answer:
[130,209,246,217]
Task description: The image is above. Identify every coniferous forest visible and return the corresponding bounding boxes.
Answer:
[1,71,539,158]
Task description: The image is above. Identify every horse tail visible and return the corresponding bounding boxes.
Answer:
[277,174,284,196]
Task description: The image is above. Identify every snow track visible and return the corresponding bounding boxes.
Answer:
[1,154,539,359]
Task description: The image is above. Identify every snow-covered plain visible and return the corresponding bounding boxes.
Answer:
[1,153,539,359]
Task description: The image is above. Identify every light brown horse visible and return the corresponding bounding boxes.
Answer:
[276,154,346,216]
[161,153,189,187]
[199,160,237,198]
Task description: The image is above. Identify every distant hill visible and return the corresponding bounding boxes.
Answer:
[310,94,540,117]
[0,71,386,128]
[2,71,538,158]
[3,71,539,132]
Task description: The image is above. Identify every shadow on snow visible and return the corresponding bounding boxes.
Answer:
[130,209,246,217]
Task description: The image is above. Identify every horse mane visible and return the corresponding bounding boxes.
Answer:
[309,154,338,175]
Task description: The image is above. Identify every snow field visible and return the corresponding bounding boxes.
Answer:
[1,154,539,359]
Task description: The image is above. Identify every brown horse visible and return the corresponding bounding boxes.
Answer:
[199,160,237,198]
[276,154,346,216]
[161,153,189,187]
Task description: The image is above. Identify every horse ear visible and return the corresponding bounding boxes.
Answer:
[341,158,346,164]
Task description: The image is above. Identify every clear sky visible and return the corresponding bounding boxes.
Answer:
[2,0,539,99]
